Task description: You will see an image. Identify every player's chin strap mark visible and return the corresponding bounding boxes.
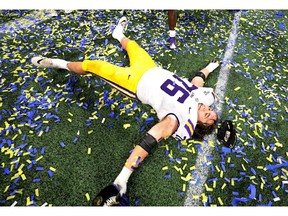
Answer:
[216,120,237,149]
[137,133,158,154]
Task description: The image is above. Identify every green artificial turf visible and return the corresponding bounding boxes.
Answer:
[0,9,287,207]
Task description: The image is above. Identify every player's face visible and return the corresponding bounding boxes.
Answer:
[197,103,217,125]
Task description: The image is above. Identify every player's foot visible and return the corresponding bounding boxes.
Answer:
[169,37,177,49]
[205,59,220,73]
[31,56,55,68]
[112,16,127,40]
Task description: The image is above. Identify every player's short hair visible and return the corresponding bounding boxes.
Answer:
[192,117,218,141]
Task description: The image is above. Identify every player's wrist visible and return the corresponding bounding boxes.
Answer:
[114,166,132,183]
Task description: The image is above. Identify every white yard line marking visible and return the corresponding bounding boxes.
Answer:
[184,11,242,206]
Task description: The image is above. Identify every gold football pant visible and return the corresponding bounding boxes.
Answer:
[82,40,157,98]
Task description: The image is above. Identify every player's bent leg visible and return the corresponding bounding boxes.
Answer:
[126,40,157,70]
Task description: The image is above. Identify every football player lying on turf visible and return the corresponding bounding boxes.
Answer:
[32,16,222,205]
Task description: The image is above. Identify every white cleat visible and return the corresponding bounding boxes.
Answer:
[31,57,55,68]
[112,16,128,39]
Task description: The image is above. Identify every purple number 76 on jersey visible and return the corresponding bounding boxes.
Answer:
[160,74,197,104]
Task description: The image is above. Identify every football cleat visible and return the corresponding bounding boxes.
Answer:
[31,57,55,68]
[216,120,237,149]
[112,16,128,39]
[93,184,130,207]
[169,36,177,49]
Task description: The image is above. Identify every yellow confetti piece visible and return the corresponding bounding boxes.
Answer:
[189,166,195,170]
[21,174,26,180]
[231,179,235,186]
[220,170,224,178]
[6,195,15,201]
[49,167,56,172]
[234,86,241,91]
[36,155,43,162]
[87,148,91,155]
[162,166,168,171]
[204,184,213,192]
[227,157,231,163]
[26,197,33,206]
[221,183,226,190]
[182,184,186,192]
[218,197,224,206]
[35,188,39,197]
[85,193,90,201]
[266,154,273,163]
[4,185,10,193]
[38,130,43,137]
[201,193,208,203]
[123,124,131,129]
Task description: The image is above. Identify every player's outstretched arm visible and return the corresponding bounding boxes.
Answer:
[113,116,178,195]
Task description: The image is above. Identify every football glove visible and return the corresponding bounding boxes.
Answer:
[205,59,221,73]
[93,184,130,206]
[216,120,237,148]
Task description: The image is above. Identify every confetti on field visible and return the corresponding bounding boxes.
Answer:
[0,9,287,207]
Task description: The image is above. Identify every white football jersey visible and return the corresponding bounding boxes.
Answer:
[136,68,215,140]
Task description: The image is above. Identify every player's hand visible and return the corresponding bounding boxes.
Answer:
[206,59,220,73]
[113,166,132,196]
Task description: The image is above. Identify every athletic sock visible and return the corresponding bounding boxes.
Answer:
[51,58,70,71]
[169,30,176,38]
[112,25,125,43]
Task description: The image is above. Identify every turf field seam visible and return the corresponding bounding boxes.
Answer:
[184,11,242,206]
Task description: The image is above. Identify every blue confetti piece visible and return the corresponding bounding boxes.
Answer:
[36,167,44,171]
[134,200,141,205]
[195,177,201,186]
[27,164,33,170]
[48,170,53,177]
[41,147,45,155]
[278,23,285,31]
[221,147,231,154]
[33,178,41,182]
[59,142,65,148]
[266,162,288,171]
[248,184,256,200]
[164,173,171,178]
